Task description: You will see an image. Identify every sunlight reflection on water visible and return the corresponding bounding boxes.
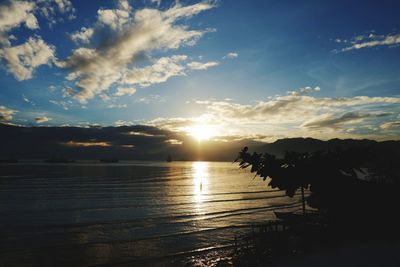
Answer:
[192,162,209,209]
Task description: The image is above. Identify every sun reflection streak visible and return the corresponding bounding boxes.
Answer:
[192,162,209,207]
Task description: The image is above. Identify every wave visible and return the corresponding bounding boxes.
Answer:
[0,191,306,213]
[0,202,302,255]
[3,202,302,233]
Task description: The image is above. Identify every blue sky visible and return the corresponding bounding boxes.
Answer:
[0,0,400,141]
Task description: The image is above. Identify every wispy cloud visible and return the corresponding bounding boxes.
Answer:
[336,33,400,52]
[107,104,127,109]
[49,100,72,110]
[301,112,391,129]
[287,86,320,96]
[136,94,165,104]
[115,87,136,97]
[22,95,35,106]
[187,61,219,70]
[224,52,238,59]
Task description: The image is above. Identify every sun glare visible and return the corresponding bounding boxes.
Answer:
[188,124,215,142]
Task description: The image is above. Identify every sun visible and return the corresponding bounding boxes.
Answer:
[188,124,215,141]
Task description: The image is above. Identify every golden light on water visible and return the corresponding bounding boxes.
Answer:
[192,162,209,205]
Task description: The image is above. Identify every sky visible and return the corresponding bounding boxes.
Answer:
[0,0,400,143]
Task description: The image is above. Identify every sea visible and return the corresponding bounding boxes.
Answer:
[0,161,303,266]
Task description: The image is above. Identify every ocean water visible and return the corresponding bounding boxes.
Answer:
[0,161,302,266]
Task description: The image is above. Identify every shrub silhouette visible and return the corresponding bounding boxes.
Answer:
[235,146,399,229]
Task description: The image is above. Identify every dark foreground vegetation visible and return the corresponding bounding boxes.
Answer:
[231,145,400,266]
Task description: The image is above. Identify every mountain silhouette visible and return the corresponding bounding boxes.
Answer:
[0,123,399,161]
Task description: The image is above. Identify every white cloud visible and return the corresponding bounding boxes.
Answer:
[0,1,38,45]
[0,0,76,45]
[0,37,56,80]
[70,27,94,44]
[115,87,136,96]
[58,1,215,103]
[35,116,51,123]
[187,61,219,70]
[339,33,400,52]
[125,55,187,86]
[225,52,238,59]
[97,0,131,30]
[0,0,77,82]
[0,105,17,121]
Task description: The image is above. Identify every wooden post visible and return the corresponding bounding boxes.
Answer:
[301,186,306,217]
